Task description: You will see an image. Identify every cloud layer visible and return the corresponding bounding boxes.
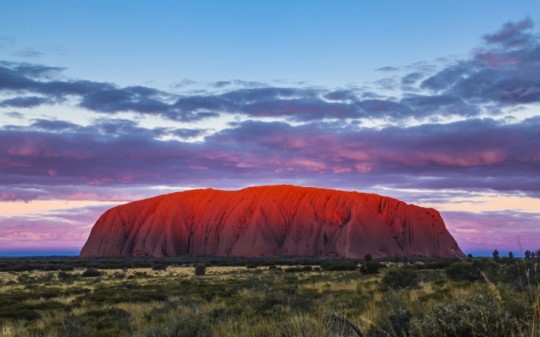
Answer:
[1,18,538,123]
[1,19,539,253]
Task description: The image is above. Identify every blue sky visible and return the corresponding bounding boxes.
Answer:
[1,1,540,256]
[2,1,539,87]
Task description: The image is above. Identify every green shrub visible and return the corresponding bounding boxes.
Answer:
[285,266,313,273]
[413,293,519,337]
[60,308,132,337]
[0,299,65,321]
[58,271,75,281]
[445,262,482,282]
[382,268,419,290]
[321,260,358,271]
[500,262,539,287]
[136,312,213,337]
[77,285,168,304]
[366,293,412,337]
[360,261,384,274]
[194,264,206,276]
[420,259,457,270]
[255,292,287,314]
[112,272,126,279]
[81,268,102,278]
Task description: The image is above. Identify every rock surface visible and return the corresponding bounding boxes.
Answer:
[80,185,464,258]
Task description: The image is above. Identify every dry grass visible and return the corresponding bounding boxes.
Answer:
[1,261,539,337]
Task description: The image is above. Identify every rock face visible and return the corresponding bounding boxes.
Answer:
[80,185,464,258]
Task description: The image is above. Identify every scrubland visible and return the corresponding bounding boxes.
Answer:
[0,256,538,337]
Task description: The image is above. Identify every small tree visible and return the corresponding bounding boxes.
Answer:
[360,261,384,274]
[364,253,373,262]
[81,268,102,278]
[493,249,500,262]
[194,264,206,276]
[525,250,531,259]
[508,251,514,259]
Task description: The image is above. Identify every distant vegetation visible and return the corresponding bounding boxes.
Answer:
[0,254,539,336]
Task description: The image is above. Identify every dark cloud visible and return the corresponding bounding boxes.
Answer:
[79,86,168,114]
[242,98,361,120]
[0,96,52,108]
[214,81,232,88]
[0,62,113,97]
[31,119,79,131]
[173,94,228,118]
[400,94,480,117]
[376,66,399,72]
[0,61,64,79]
[401,72,424,86]
[357,99,412,119]
[324,90,359,101]
[483,17,535,48]
[90,118,171,138]
[169,128,207,138]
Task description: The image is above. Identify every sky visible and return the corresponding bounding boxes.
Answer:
[1,1,539,256]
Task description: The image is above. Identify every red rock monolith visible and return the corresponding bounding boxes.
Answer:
[80,185,464,258]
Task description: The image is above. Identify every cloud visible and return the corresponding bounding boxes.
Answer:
[400,94,480,118]
[4,111,23,119]
[0,19,538,202]
[213,80,264,88]
[376,66,399,72]
[0,116,538,202]
[169,128,207,138]
[0,61,64,79]
[443,210,540,252]
[170,79,196,88]
[483,17,535,48]
[421,18,540,105]
[31,119,80,131]
[79,86,170,114]
[2,19,540,122]
[401,72,424,85]
[0,205,111,249]
[0,96,52,108]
